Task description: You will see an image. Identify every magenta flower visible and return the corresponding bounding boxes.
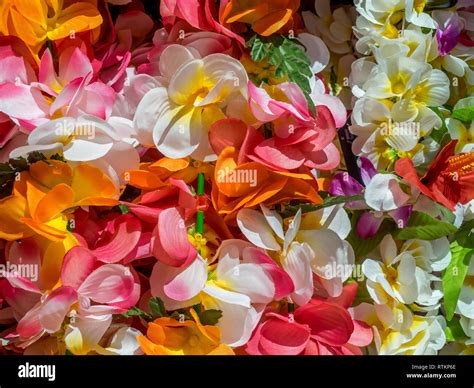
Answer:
[436,12,462,56]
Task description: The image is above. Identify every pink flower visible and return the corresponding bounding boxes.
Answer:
[151,207,198,268]
[246,81,340,171]
[139,22,235,76]
[0,245,139,346]
[160,0,244,45]
[73,210,149,264]
[0,38,47,132]
[246,284,373,355]
[95,7,155,90]
[0,43,116,133]
[36,46,116,119]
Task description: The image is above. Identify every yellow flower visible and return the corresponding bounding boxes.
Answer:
[137,309,234,355]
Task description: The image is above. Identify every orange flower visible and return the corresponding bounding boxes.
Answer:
[137,309,234,355]
[0,160,118,288]
[212,146,322,221]
[221,0,301,36]
[0,160,118,241]
[0,0,103,57]
[126,157,212,191]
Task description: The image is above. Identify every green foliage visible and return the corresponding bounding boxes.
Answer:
[117,204,130,214]
[442,241,473,321]
[347,215,395,259]
[280,195,363,218]
[428,107,449,144]
[453,220,474,249]
[246,34,315,113]
[445,317,468,342]
[149,297,166,318]
[198,309,223,326]
[0,152,64,199]
[392,211,457,240]
[451,97,474,123]
[122,297,222,326]
[121,306,153,321]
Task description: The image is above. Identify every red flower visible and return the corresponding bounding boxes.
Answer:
[245,284,373,355]
[395,140,474,210]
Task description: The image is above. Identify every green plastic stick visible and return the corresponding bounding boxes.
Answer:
[196,172,205,234]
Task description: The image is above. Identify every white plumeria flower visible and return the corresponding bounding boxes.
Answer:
[378,315,446,355]
[150,246,274,348]
[237,204,354,301]
[364,173,410,211]
[95,326,144,355]
[355,0,436,35]
[9,115,139,188]
[401,238,451,273]
[297,205,354,297]
[356,26,438,60]
[350,97,441,169]
[447,118,474,153]
[64,313,113,355]
[355,55,450,110]
[237,206,313,305]
[302,0,356,55]
[353,302,445,355]
[363,235,419,304]
[362,234,445,307]
[133,44,248,161]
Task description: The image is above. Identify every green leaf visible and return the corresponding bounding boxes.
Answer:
[444,317,468,342]
[454,220,474,249]
[65,349,74,355]
[268,37,312,94]
[428,107,449,144]
[249,37,272,62]
[347,216,395,259]
[117,204,130,214]
[169,310,193,321]
[246,35,315,112]
[435,203,456,224]
[442,241,473,320]
[451,97,474,123]
[149,297,167,318]
[280,195,363,218]
[121,306,152,321]
[198,309,223,326]
[392,211,457,240]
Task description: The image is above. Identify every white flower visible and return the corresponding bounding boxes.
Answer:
[9,116,139,187]
[362,234,444,306]
[379,315,446,355]
[353,302,446,355]
[302,0,356,55]
[133,45,248,161]
[237,206,313,305]
[364,173,410,211]
[350,97,441,169]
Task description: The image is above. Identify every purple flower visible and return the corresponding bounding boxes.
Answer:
[436,13,462,56]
